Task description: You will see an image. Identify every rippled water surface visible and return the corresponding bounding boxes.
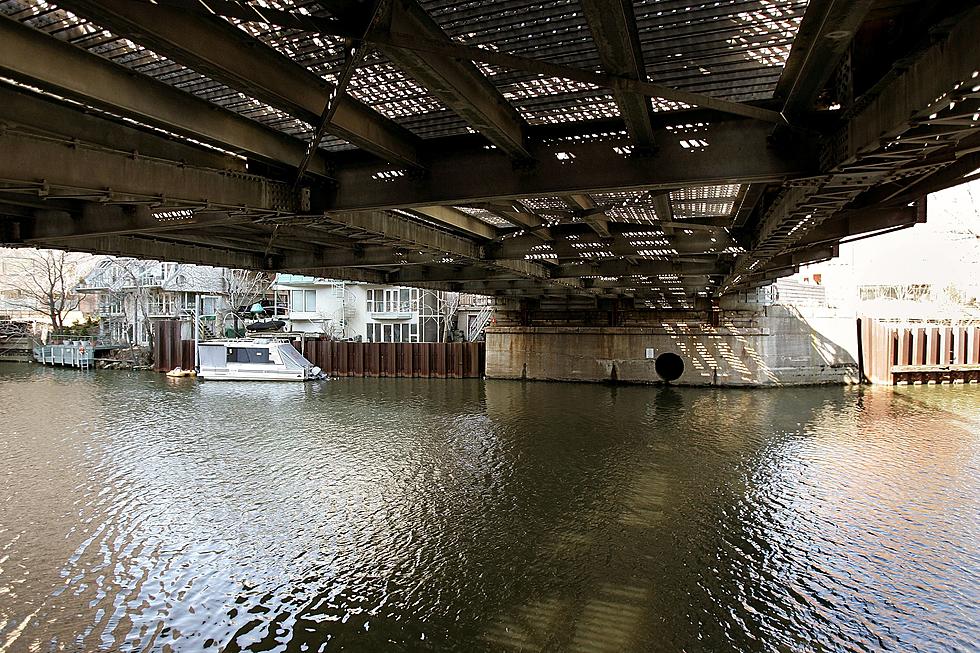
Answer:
[0,364,978,652]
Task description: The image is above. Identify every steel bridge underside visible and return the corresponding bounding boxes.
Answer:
[0,0,978,307]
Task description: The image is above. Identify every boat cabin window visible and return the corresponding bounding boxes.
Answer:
[226,347,272,364]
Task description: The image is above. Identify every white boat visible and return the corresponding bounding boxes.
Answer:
[197,338,324,381]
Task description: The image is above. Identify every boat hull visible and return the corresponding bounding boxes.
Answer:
[198,368,310,381]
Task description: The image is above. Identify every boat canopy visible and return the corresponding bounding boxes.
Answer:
[198,342,226,368]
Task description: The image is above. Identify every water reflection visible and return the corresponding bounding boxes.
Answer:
[0,364,977,652]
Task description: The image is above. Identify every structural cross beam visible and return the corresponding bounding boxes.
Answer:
[0,129,292,214]
[327,119,815,210]
[55,0,423,169]
[0,16,333,178]
[376,0,531,160]
[775,0,874,119]
[579,0,657,149]
[565,195,611,238]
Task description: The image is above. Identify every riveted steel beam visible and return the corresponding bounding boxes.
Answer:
[775,0,874,118]
[0,86,246,173]
[18,206,243,243]
[565,195,611,238]
[279,246,443,270]
[579,0,656,149]
[0,16,332,177]
[384,259,720,283]
[793,203,923,249]
[552,259,722,279]
[378,0,530,159]
[56,0,422,169]
[328,119,814,210]
[491,230,735,260]
[307,210,484,259]
[410,206,498,240]
[0,130,291,213]
[47,234,270,269]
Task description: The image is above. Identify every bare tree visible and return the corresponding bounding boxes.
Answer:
[94,257,157,346]
[217,269,273,335]
[435,290,460,342]
[8,249,91,337]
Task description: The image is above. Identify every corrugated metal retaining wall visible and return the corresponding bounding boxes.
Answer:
[859,318,980,384]
[291,340,484,378]
[152,320,183,372]
[153,321,484,378]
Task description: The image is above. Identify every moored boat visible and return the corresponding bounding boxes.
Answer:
[197,338,324,381]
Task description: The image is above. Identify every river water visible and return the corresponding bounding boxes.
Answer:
[0,364,977,652]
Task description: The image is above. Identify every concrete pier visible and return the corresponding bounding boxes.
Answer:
[486,306,860,387]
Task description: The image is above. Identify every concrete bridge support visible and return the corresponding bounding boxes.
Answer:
[486,301,860,387]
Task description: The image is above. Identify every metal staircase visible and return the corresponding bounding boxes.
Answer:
[466,303,495,342]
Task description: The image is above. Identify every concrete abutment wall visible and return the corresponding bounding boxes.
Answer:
[486,306,860,387]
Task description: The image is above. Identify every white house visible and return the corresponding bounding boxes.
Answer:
[75,265,494,345]
[78,259,232,344]
[273,275,472,342]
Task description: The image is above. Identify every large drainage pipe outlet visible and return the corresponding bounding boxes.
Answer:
[654,352,684,382]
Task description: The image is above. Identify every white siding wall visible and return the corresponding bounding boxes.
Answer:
[280,282,370,338]
[278,281,441,341]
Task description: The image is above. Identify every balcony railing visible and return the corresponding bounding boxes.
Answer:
[145,300,193,316]
[367,301,416,319]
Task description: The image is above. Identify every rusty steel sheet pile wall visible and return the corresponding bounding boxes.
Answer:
[294,341,483,379]
[859,318,980,385]
[153,323,484,378]
[152,320,183,372]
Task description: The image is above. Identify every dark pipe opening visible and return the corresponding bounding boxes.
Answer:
[655,352,684,382]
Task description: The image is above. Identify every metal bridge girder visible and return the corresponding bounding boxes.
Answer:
[55,235,270,270]
[329,119,814,210]
[579,0,657,149]
[776,0,875,118]
[0,15,332,177]
[0,129,291,213]
[378,0,530,160]
[55,0,423,168]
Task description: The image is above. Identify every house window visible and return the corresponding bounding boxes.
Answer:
[200,295,218,317]
[367,321,418,343]
[380,288,397,312]
[98,296,123,315]
[291,289,316,312]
